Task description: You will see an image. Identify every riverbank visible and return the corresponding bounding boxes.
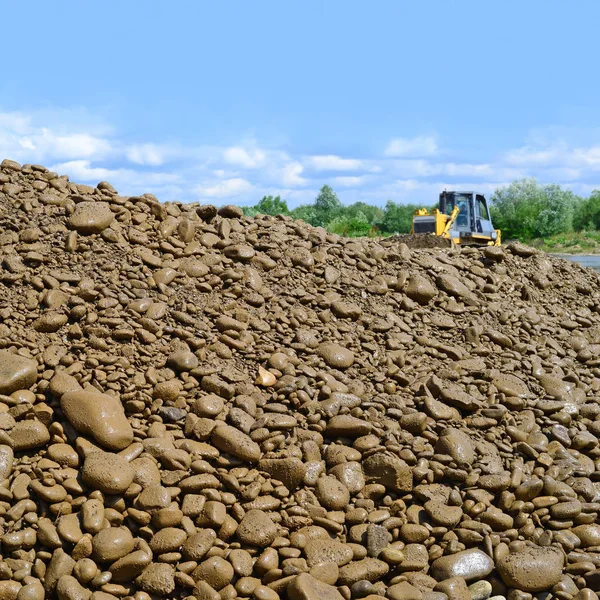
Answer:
[529,231,600,254]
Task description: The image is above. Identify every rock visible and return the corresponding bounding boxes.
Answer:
[406,274,437,305]
[431,549,494,582]
[338,558,389,585]
[387,581,423,600]
[573,524,600,547]
[211,424,261,462]
[69,202,114,234]
[315,476,350,510]
[366,524,389,558]
[362,452,412,493]
[287,573,345,600]
[304,539,354,567]
[496,544,564,592]
[434,428,475,465]
[259,457,306,490]
[81,451,135,495]
[136,563,176,596]
[56,575,91,600]
[434,577,470,600]
[0,445,13,481]
[317,343,355,369]
[237,510,278,546]
[61,390,133,451]
[192,556,234,590]
[219,205,243,218]
[0,351,37,395]
[468,580,492,600]
[10,419,50,450]
[167,349,199,372]
[92,527,135,562]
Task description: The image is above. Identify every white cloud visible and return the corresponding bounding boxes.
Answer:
[332,176,368,187]
[50,160,181,189]
[278,162,306,187]
[195,178,253,198]
[5,107,600,209]
[384,136,438,157]
[126,143,168,166]
[307,154,363,171]
[223,146,266,169]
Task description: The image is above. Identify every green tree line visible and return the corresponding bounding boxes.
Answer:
[242,180,600,241]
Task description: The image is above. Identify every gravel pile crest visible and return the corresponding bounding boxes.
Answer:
[0,159,599,600]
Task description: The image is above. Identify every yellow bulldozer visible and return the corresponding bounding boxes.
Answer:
[394,191,501,248]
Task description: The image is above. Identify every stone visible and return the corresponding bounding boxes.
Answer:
[0,445,13,481]
[406,274,437,305]
[496,544,564,592]
[81,451,135,495]
[237,510,278,546]
[317,343,355,369]
[431,549,494,582]
[211,424,261,462]
[69,202,114,234]
[92,527,135,562]
[259,457,306,490]
[10,419,50,450]
[362,452,412,493]
[338,558,389,585]
[287,573,345,600]
[0,351,37,395]
[61,390,134,451]
[304,539,354,567]
[136,563,176,596]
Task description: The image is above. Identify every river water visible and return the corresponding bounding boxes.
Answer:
[552,254,600,272]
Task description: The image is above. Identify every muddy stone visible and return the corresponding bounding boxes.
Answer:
[81,451,135,494]
[0,351,37,395]
[69,201,114,234]
[61,390,134,451]
[237,509,278,546]
[496,544,564,592]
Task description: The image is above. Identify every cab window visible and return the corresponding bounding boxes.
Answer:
[477,195,489,220]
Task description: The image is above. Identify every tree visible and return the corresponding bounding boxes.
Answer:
[375,201,419,234]
[290,204,318,226]
[574,190,600,231]
[254,195,289,216]
[328,211,374,237]
[490,178,577,240]
[312,185,342,226]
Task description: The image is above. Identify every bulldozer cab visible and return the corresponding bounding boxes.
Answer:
[439,191,497,243]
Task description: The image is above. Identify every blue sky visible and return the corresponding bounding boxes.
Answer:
[1,0,599,206]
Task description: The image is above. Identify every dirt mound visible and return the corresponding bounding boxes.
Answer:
[0,158,599,599]
[386,233,453,250]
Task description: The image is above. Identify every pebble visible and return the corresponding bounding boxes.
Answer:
[92,527,135,562]
[0,351,37,395]
[81,451,135,494]
[431,549,494,582]
[10,419,50,450]
[69,201,114,234]
[288,573,344,600]
[317,343,355,369]
[496,544,564,592]
[61,390,134,451]
[237,509,278,546]
[135,563,176,596]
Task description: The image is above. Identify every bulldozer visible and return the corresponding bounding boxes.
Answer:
[394,191,501,248]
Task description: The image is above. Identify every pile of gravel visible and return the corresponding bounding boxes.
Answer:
[0,158,599,600]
